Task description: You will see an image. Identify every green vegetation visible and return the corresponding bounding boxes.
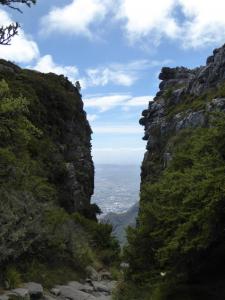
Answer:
[117,113,225,299]
[4,267,22,289]
[0,66,119,288]
[165,81,225,120]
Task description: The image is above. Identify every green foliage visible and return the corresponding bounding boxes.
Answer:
[73,213,120,266]
[4,267,22,289]
[165,82,225,121]
[122,113,225,298]
[21,260,82,289]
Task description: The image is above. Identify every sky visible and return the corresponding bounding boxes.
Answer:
[1,0,225,164]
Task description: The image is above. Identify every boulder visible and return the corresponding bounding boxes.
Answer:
[55,285,96,300]
[24,283,43,299]
[68,282,94,294]
[0,295,9,300]
[9,288,30,300]
[99,272,112,281]
[85,266,100,281]
[92,282,110,294]
[50,288,61,297]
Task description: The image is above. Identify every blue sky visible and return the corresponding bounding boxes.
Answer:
[1,0,225,164]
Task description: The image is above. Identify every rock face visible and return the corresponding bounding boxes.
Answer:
[0,60,94,267]
[0,59,94,212]
[140,44,225,183]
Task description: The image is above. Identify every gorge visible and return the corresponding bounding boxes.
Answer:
[1,41,225,300]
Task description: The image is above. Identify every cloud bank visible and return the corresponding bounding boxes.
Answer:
[41,0,225,48]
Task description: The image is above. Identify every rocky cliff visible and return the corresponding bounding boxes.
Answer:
[0,59,119,287]
[119,44,225,299]
[0,59,94,213]
[140,44,225,183]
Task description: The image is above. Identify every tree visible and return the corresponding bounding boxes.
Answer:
[0,0,36,45]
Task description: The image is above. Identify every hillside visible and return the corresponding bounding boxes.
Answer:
[116,44,225,299]
[0,59,119,288]
[103,202,139,245]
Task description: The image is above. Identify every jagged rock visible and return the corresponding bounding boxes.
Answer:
[43,295,57,300]
[85,266,100,281]
[54,285,96,300]
[24,282,43,299]
[140,43,225,183]
[175,110,205,131]
[0,295,9,300]
[9,288,30,300]
[68,282,94,294]
[92,282,110,294]
[50,288,61,296]
[99,272,112,281]
[207,98,225,111]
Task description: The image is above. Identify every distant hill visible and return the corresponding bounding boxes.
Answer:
[103,202,139,245]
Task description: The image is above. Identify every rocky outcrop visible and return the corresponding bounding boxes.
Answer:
[0,269,116,300]
[140,44,225,183]
[0,59,94,213]
[0,59,94,271]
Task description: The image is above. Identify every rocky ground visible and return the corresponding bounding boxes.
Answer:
[0,267,117,300]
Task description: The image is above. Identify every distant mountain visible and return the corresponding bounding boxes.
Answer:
[103,202,139,245]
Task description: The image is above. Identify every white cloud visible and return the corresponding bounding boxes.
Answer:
[87,114,98,122]
[81,59,170,88]
[84,93,151,112]
[29,55,79,82]
[84,94,130,112]
[117,0,179,43]
[41,0,110,37]
[83,67,135,88]
[40,0,225,49]
[0,10,39,63]
[117,0,225,48]
[92,124,142,134]
[178,0,225,48]
[125,96,153,107]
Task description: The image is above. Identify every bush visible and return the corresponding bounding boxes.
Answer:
[4,267,22,289]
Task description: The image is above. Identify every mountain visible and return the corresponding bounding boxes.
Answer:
[0,59,119,287]
[116,44,225,299]
[103,202,139,245]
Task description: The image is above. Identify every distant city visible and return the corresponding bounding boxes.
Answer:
[92,164,141,216]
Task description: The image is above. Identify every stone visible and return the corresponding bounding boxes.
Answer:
[175,110,205,132]
[92,282,110,294]
[55,285,95,300]
[43,295,57,300]
[9,288,30,300]
[85,266,100,281]
[24,283,43,299]
[50,288,61,297]
[0,295,9,300]
[99,272,112,281]
[207,98,225,112]
[68,282,94,294]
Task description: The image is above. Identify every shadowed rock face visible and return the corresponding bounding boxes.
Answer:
[0,59,95,266]
[140,44,225,184]
[0,59,94,213]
